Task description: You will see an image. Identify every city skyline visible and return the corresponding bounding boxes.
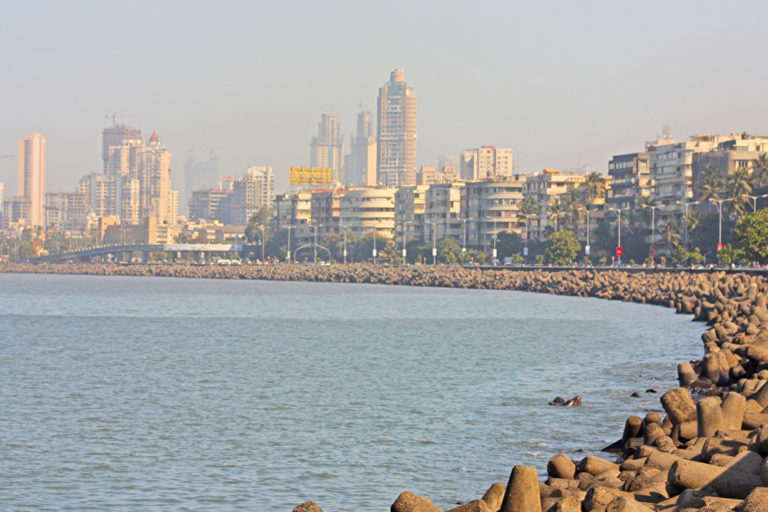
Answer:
[2,2,768,195]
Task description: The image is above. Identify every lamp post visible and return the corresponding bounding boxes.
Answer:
[342,224,347,264]
[492,219,498,266]
[745,193,768,212]
[259,224,267,265]
[401,221,412,265]
[710,198,734,253]
[373,229,377,265]
[285,225,293,263]
[675,200,699,249]
[577,208,591,257]
[641,205,658,260]
[609,208,623,266]
[312,224,319,263]
[428,221,437,265]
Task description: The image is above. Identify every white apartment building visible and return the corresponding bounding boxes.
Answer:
[424,182,464,242]
[460,146,515,180]
[339,188,396,239]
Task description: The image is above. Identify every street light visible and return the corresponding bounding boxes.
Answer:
[492,219,498,266]
[401,220,413,265]
[577,208,591,257]
[641,205,659,260]
[675,200,700,250]
[285,225,293,263]
[710,198,734,253]
[341,224,347,264]
[260,225,266,263]
[608,208,623,266]
[428,221,438,265]
[373,228,377,265]
[745,193,768,212]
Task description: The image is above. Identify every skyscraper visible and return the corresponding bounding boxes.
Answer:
[377,69,417,187]
[310,113,345,184]
[139,131,175,224]
[18,133,46,227]
[346,110,378,186]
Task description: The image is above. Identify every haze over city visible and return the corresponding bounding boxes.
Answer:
[2,0,768,194]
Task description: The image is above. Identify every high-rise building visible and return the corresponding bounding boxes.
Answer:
[18,133,46,227]
[139,131,175,224]
[460,146,516,180]
[225,166,274,225]
[377,69,417,187]
[184,152,220,212]
[310,113,345,184]
[102,125,142,174]
[346,110,378,186]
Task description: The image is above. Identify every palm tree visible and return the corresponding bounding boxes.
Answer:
[697,164,727,203]
[726,167,752,217]
[562,188,585,230]
[751,153,768,192]
[548,196,566,232]
[660,219,681,249]
[518,195,540,241]
[584,171,606,204]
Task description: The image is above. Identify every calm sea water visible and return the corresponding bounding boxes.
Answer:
[0,273,705,511]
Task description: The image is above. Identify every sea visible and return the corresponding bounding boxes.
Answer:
[0,272,705,511]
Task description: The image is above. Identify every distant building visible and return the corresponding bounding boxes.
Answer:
[346,110,377,186]
[394,185,428,244]
[460,146,516,180]
[139,131,174,225]
[310,190,343,235]
[44,192,89,233]
[189,187,232,222]
[18,133,46,227]
[424,182,464,243]
[377,69,417,187]
[183,152,220,212]
[463,175,530,250]
[310,113,345,184]
[523,169,586,239]
[225,166,274,225]
[339,188,396,239]
[607,152,650,211]
[102,124,141,174]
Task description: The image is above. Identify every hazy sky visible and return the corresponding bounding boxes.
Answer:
[2,1,767,195]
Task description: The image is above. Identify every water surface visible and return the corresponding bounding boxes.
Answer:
[0,273,705,510]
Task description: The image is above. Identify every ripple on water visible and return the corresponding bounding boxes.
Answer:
[0,274,706,511]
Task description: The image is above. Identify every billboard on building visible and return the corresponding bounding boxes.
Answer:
[289,167,332,185]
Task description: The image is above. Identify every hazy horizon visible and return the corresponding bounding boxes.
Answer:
[2,1,767,196]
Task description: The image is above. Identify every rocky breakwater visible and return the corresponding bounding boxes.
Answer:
[5,263,768,512]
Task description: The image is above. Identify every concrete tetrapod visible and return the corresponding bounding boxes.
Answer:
[667,458,764,499]
[499,465,542,512]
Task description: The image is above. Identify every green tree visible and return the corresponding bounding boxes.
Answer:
[751,153,768,192]
[727,167,752,217]
[245,207,274,243]
[548,196,565,232]
[697,164,727,203]
[733,209,768,263]
[436,237,462,264]
[544,230,581,265]
[660,219,681,249]
[584,171,607,204]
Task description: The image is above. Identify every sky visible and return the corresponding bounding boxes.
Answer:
[1,0,767,197]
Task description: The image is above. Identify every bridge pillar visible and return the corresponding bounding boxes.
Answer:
[142,251,149,263]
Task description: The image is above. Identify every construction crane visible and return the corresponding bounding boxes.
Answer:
[105,112,140,127]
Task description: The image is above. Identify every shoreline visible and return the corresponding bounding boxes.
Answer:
[4,263,768,512]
